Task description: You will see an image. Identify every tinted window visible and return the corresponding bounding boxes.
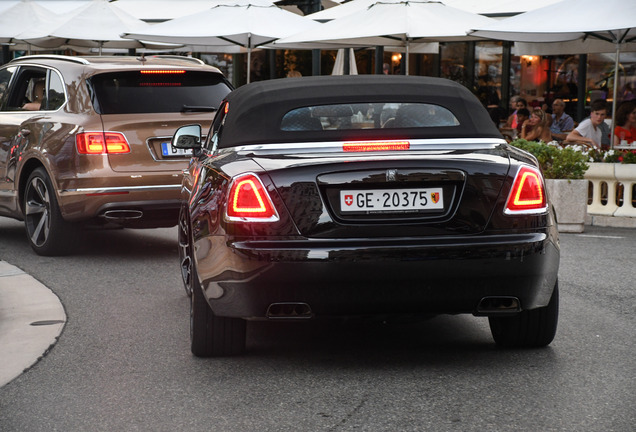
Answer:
[281,103,460,131]
[90,71,231,114]
[0,66,16,111]
[3,67,46,112]
[46,71,65,111]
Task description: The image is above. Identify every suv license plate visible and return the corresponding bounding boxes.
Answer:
[161,142,192,157]
[340,188,443,212]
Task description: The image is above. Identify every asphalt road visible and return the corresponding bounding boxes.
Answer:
[0,216,634,431]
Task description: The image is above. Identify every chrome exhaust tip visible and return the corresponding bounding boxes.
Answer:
[266,302,313,319]
[102,210,143,221]
[475,296,521,315]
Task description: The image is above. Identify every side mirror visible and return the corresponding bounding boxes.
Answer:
[172,124,202,149]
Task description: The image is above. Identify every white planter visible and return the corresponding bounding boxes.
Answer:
[546,179,588,233]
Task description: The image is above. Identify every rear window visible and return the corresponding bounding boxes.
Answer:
[90,70,231,114]
[280,103,460,132]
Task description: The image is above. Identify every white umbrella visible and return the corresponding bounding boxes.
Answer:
[23,0,179,54]
[0,0,69,52]
[308,0,563,21]
[122,0,321,83]
[470,0,636,141]
[274,0,496,73]
[331,48,358,75]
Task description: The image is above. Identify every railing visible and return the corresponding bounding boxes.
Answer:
[585,163,636,219]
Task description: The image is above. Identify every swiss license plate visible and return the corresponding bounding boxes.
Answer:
[161,142,192,157]
[340,188,444,213]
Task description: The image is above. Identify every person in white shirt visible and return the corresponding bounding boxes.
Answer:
[566,99,608,149]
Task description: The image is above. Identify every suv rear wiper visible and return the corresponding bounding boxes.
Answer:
[181,105,217,113]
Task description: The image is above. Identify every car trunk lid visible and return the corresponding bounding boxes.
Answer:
[101,113,212,173]
[248,142,511,237]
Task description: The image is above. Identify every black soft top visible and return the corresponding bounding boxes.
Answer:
[219,75,502,148]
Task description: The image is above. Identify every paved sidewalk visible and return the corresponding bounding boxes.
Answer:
[0,260,66,388]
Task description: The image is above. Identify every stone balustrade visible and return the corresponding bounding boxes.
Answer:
[584,163,636,228]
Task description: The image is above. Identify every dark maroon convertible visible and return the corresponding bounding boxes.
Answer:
[173,75,560,356]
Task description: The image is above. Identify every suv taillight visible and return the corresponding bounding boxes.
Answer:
[504,166,547,214]
[76,132,131,154]
[225,173,279,222]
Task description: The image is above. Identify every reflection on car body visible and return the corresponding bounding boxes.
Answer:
[175,75,560,357]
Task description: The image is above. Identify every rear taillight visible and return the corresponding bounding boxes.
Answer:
[343,141,410,152]
[76,132,130,154]
[225,173,279,222]
[505,166,547,214]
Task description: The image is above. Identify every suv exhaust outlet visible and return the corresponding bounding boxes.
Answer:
[103,210,143,221]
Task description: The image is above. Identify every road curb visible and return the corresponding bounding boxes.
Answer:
[0,260,66,388]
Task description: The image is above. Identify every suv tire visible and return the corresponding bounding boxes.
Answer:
[24,167,78,256]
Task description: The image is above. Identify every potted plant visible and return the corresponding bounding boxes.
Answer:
[509,139,590,233]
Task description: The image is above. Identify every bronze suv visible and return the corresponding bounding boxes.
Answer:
[0,54,231,255]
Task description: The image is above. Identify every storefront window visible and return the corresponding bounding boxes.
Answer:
[587,53,636,108]
[440,43,470,88]
[474,41,503,108]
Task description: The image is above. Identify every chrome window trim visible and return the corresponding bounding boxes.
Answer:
[217,138,508,155]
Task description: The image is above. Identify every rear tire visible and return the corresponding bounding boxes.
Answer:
[23,167,78,256]
[489,281,559,348]
[190,260,246,357]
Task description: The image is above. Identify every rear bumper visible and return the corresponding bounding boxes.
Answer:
[194,231,560,319]
[58,184,181,227]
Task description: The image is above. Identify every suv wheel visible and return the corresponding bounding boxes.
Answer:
[24,167,78,256]
[489,280,559,348]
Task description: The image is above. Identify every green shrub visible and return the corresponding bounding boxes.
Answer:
[509,139,589,179]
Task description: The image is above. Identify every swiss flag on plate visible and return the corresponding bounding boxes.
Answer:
[344,195,353,206]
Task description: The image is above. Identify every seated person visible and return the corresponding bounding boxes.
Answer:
[566,99,608,149]
[521,108,552,143]
[613,101,636,146]
[515,108,530,137]
[550,98,574,141]
[22,79,45,111]
[505,97,528,129]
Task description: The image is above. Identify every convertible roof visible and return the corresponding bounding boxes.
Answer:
[219,75,501,148]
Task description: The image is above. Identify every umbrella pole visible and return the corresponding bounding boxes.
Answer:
[247,33,252,84]
[247,48,251,84]
[405,39,410,75]
[610,43,620,148]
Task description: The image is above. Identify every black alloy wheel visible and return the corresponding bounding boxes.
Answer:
[23,167,77,256]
